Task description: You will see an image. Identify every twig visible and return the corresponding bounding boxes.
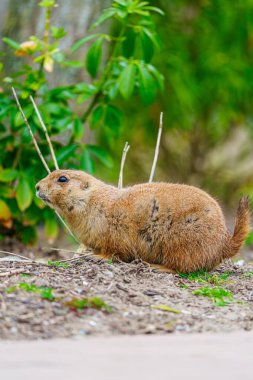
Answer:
[54,253,94,264]
[0,250,33,261]
[118,142,130,189]
[42,247,80,253]
[41,247,94,263]
[54,211,78,241]
[0,250,50,266]
[30,95,59,170]
[0,268,29,277]
[11,87,51,174]
[149,112,163,183]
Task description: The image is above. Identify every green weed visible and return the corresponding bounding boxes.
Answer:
[48,261,69,268]
[179,270,231,285]
[20,273,32,278]
[65,296,112,313]
[6,282,55,300]
[179,284,189,289]
[193,286,234,306]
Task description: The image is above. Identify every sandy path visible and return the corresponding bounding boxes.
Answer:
[0,332,252,380]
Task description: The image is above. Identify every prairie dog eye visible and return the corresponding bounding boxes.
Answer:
[57,176,69,183]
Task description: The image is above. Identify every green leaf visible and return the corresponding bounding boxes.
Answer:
[151,305,181,314]
[40,287,55,300]
[56,145,77,164]
[91,8,117,28]
[81,148,95,174]
[0,199,11,220]
[138,63,157,105]
[88,145,113,168]
[74,118,84,141]
[143,6,165,16]
[45,217,59,240]
[140,31,154,62]
[142,28,159,49]
[85,38,103,78]
[0,169,19,182]
[71,34,100,52]
[38,0,55,7]
[90,105,104,129]
[119,63,136,99]
[51,26,67,39]
[75,83,98,103]
[107,81,119,100]
[113,0,128,5]
[147,64,164,91]
[61,60,83,68]
[16,178,33,211]
[0,185,15,198]
[14,104,33,128]
[105,105,123,132]
[2,37,20,49]
[122,29,136,58]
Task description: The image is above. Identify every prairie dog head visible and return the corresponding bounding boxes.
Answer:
[35,170,102,216]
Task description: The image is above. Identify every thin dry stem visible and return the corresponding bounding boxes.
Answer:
[11,87,51,174]
[0,268,28,277]
[42,247,80,253]
[0,250,48,266]
[149,112,163,183]
[0,250,33,261]
[12,88,78,242]
[118,142,130,189]
[30,95,59,170]
[55,211,78,240]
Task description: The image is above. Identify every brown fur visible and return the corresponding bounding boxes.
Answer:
[36,170,250,273]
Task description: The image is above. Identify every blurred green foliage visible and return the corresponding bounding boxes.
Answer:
[158,0,253,169]
[0,0,164,243]
[104,0,253,245]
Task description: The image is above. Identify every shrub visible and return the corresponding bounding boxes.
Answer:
[0,0,164,243]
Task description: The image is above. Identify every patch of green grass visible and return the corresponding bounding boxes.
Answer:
[193,286,234,306]
[6,282,55,300]
[178,270,231,285]
[107,258,113,265]
[48,261,69,268]
[179,284,189,289]
[65,296,112,313]
[20,273,32,278]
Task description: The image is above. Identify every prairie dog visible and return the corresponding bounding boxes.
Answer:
[36,170,250,273]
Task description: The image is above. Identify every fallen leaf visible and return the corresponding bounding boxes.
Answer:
[151,304,181,314]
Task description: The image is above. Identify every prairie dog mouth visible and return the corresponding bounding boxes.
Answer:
[36,191,51,204]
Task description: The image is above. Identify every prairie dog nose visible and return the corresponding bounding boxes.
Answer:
[36,184,40,191]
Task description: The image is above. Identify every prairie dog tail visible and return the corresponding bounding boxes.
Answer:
[223,196,250,259]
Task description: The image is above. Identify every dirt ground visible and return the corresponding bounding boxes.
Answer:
[0,239,253,340]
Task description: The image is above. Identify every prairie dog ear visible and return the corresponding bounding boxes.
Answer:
[81,182,89,190]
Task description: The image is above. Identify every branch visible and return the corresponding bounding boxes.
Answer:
[149,112,163,183]
[30,96,59,170]
[118,142,130,189]
[12,87,51,174]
